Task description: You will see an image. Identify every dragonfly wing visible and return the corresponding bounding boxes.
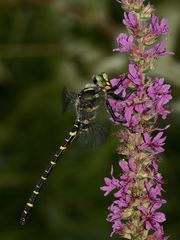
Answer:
[77,122,109,148]
[62,87,78,114]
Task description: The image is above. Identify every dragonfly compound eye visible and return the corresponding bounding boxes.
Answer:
[92,74,107,88]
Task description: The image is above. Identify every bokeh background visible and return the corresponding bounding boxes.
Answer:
[0,0,179,239]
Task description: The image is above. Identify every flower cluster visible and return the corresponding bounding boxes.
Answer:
[101,0,173,239]
[109,69,172,132]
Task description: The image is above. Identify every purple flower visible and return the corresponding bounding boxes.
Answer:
[108,99,124,123]
[145,182,161,200]
[114,180,133,198]
[119,158,137,174]
[154,39,174,56]
[148,78,171,100]
[124,105,141,127]
[145,38,174,57]
[108,200,123,222]
[151,161,164,185]
[147,232,169,240]
[138,204,166,231]
[139,132,166,154]
[154,226,169,240]
[116,0,145,6]
[123,12,138,29]
[128,63,142,85]
[107,195,132,236]
[114,33,134,53]
[110,75,130,97]
[147,78,172,119]
[100,166,121,196]
[110,219,123,236]
[150,15,169,36]
[107,200,124,236]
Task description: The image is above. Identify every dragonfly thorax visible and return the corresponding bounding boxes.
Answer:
[84,83,96,89]
[77,85,105,128]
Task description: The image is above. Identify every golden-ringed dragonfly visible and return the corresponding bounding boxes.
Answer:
[19,73,122,226]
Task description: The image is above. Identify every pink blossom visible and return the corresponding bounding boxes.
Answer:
[139,132,166,154]
[110,75,130,97]
[128,63,142,85]
[150,15,169,36]
[123,12,138,29]
[147,78,172,118]
[138,204,166,231]
[100,166,121,196]
[114,33,134,53]
[144,39,174,57]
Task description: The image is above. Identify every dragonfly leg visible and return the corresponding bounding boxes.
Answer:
[106,100,122,123]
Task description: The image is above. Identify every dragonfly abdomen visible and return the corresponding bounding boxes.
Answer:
[20,121,81,225]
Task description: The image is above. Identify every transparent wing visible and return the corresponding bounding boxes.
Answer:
[62,87,78,114]
[77,122,109,148]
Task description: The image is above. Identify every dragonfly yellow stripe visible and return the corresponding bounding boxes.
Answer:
[83,87,94,92]
[85,105,100,112]
[27,203,33,208]
[33,191,39,195]
[84,93,100,100]
[50,161,56,165]
[59,146,66,150]
[41,176,47,180]
[69,131,77,136]
[82,119,90,124]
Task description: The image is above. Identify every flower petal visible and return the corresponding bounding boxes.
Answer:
[119,160,130,173]
[153,212,166,223]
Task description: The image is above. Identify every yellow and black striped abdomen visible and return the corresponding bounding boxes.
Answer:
[19,121,80,226]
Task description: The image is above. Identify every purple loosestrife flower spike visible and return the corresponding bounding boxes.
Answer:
[101,0,173,239]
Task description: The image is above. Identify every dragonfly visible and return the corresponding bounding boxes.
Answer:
[19,72,122,226]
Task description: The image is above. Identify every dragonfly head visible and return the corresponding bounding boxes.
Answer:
[92,73,111,90]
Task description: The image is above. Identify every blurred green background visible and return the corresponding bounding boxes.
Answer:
[0,0,179,239]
